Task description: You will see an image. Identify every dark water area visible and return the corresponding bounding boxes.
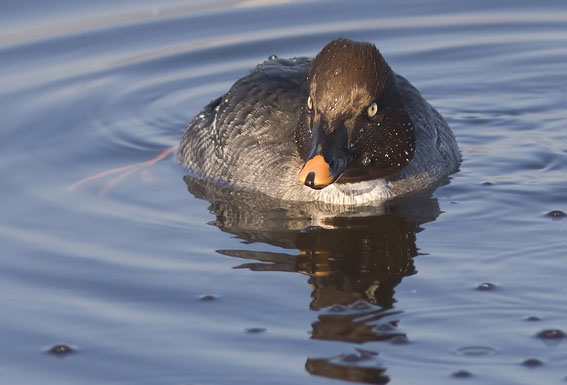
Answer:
[1,1,566,384]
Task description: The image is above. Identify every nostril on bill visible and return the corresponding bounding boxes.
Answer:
[304,171,316,187]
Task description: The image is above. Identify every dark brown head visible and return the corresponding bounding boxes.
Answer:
[296,38,415,189]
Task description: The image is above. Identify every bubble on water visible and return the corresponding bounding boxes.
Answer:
[339,348,378,363]
[341,353,364,363]
[476,282,497,291]
[451,370,473,378]
[521,358,543,368]
[389,335,409,345]
[453,346,499,357]
[355,348,378,358]
[377,323,396,332]
[545,210,566,220]
[268,55,278,61]
[536,329,566,340]
[47,344,74,356]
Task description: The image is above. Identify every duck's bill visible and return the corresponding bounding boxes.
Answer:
[297,120,350,189]
[298,155,335,189]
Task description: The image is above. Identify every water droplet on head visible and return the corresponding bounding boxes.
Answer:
[362,157,371,166]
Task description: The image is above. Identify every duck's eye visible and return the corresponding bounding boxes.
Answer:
[367,102,378,118]
[307,96,313,111]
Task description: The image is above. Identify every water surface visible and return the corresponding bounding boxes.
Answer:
[0,1,566,384]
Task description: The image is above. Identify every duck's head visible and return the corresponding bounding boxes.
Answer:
[296,38,415,189]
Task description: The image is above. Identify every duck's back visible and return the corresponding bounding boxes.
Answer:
[178,57,310,192]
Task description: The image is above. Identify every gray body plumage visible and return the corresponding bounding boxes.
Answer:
[178,56,459,205]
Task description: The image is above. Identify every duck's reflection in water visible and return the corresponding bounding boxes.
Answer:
[185,176,444,384]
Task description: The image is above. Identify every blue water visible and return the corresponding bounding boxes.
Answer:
[1,1,566,384]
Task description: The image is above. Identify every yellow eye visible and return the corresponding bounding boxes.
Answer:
[367,102,378,118]
[307,96,313,111]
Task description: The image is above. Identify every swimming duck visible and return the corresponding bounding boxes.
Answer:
[178,38,459,205]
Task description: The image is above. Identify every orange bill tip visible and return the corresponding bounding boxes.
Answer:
[298,155,334,188]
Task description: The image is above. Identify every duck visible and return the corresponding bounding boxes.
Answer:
[178,38,460,205]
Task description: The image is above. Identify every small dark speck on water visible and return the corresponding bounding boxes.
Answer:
[525,315,542,322]
[199,295,218,301]
[355,348,378,358]
[545,210,566,220]
[389,335,409,345]
[482,181,494,186]
[245,328,266,334]
[535,329,566,340]
[451,370,473,379]
[476,282,497,291]
[521,358,544,368]
[47,344,74,356]
[340,349,377,363]
[377,323,396,332]
[341,353,366,363]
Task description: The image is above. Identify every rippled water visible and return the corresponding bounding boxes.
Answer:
[1,1,566,384]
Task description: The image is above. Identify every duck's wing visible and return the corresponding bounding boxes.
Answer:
[178,57,311,190]
[389,74,460,195]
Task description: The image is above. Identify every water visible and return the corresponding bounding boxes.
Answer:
[1,0,566,384]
